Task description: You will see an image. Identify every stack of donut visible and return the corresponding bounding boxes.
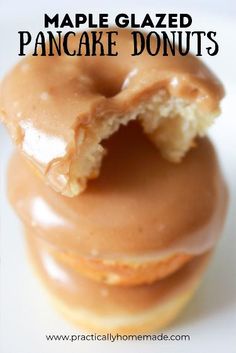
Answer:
[1,29,228,333]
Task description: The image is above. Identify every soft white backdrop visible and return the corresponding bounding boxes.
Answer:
[0,1,236,353]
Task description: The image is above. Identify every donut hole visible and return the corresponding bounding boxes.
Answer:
[92,73,124,98]
[82,58,129,98]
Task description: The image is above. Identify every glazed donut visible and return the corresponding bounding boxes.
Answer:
[1,29,224,196]
[8,123,228,285]
[25,227,212,334]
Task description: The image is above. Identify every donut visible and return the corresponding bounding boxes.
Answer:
[25,226,212,334]
[8,123,228,285]
[1,29,224,196]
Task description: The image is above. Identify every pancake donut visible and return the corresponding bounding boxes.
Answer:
[8,124,228,285]
[1,29,224,196]
[25,227,212,334]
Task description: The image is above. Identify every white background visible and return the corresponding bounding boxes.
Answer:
[0,1,236,352]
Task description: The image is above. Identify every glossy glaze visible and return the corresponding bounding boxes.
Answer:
[26,228,211,315]
[8,124,228,260]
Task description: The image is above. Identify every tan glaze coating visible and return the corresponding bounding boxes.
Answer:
[1,29,224,195]
[8,125,228,284]
[39,246,192,285]
[27,229,206,313]
[25,228,211,332]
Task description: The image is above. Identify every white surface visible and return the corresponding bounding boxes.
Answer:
[0,1,236,353]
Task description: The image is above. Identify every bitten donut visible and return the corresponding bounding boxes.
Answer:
[8,123,228,286]
[1,29,224,196]
[25,227,212,334]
